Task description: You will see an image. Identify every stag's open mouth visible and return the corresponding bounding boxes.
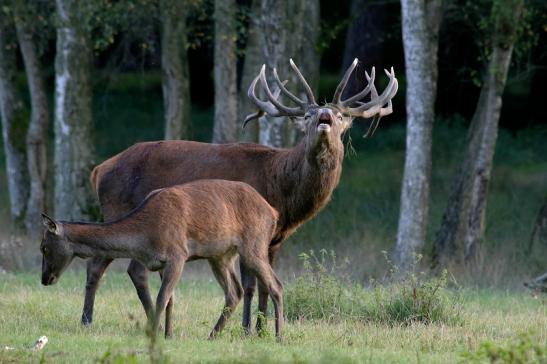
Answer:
[317,119,332,132]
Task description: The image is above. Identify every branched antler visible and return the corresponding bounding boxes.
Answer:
[244,58,398,137]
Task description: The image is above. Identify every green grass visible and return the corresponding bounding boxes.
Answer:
[0,272,545,363]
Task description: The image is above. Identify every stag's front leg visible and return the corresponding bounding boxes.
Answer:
[240,262,256,334]
[149,261,184,339]
[127,260,155,320]
[82,257,113,325]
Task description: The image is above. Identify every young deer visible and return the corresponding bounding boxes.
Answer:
[40,180,283,339]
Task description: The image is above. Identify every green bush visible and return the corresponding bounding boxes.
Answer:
[284,250,462,326]
[460,333,547,364]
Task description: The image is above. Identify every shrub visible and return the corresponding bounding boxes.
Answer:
[284,250,462,326]
[460,333,547,363]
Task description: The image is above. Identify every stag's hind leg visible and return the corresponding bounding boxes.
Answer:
[159,270,175,338]
[209,257,243,339]
[82,257,113,325]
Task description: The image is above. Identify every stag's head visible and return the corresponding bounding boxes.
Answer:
[244,59,398,156]
[40,214,73,285]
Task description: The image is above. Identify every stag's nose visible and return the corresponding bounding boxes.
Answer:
[318,109,333,122]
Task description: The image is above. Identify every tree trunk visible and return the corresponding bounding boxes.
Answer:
[394,0,442,272]
[238,0,262,142]
[14,4,50,237]
[54,0,96,220]
[433,0,523,268]
[257,0,290,148]
[212,0,238,143]
[161,0,191,140]
[341,0,387,98]
[529,195,547,254]
[0,23,29,224]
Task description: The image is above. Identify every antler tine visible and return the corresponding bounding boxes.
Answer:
[273,67,305,106]
[289,59,317,105]
[332,58,358,104]
[340,67,376,107]
[258,66,303,116]
[246,68,281,116]
[243,74,289,128]
[350,67,398,117]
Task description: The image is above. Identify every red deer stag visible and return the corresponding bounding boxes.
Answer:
[81,58,398,334]
[40,180,283,339]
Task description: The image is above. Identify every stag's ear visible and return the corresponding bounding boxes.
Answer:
[292,117,308,132]
[42,213,61,235]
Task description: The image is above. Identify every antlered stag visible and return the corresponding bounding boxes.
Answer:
[40,180,283,338]
[83,59,398,333]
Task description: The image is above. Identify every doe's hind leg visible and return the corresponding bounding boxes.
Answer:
[208,258,243,339]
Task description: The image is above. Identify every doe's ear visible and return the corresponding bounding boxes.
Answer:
[41,213,61,235]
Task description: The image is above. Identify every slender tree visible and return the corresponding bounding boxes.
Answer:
[212,0,238,143]
[394,0,443,271]
[256,0,290,147]
[53,0,95,220]
[238,0,262,142]
[433,0,524,268]
[341,0,387,97]
[13,1,50,236]
[160,0,191,140]
[0,20,28,225]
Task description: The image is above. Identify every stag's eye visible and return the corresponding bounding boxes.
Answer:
[304,114,311,120]
[337,115,343,121]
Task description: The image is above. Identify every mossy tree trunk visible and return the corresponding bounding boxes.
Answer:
[53,0,96,220]
[0,22,29,225]
[394,0,443,272]
[161,0,191,140]
[433,0,524,268]
[14,2,50,237]
[212,0,238,143]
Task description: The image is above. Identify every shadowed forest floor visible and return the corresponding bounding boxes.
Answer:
[0,272,545,363]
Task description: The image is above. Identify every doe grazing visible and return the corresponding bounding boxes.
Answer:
[40,180,283,339]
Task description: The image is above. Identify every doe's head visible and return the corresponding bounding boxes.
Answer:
[40,213,73,286]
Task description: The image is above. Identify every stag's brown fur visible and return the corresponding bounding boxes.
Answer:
[41,180,283,339]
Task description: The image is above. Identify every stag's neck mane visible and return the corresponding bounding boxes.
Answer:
[270,138,344,236]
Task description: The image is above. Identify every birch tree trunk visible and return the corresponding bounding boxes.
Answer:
[14,3,50,236]
[0,23,29,224]
[161,0,191,140]
[54,0,96,220]
[212,0,238,143]
[433,0,523,268]
[257,0,290,148]
[238,0,262,142]
[394,0,442,271]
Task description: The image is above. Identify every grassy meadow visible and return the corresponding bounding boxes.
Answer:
[0,72,546,362]
[0,272,545,363]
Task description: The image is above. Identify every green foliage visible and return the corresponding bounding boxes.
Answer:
[285,250,462,326]
[461,333,547,363]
